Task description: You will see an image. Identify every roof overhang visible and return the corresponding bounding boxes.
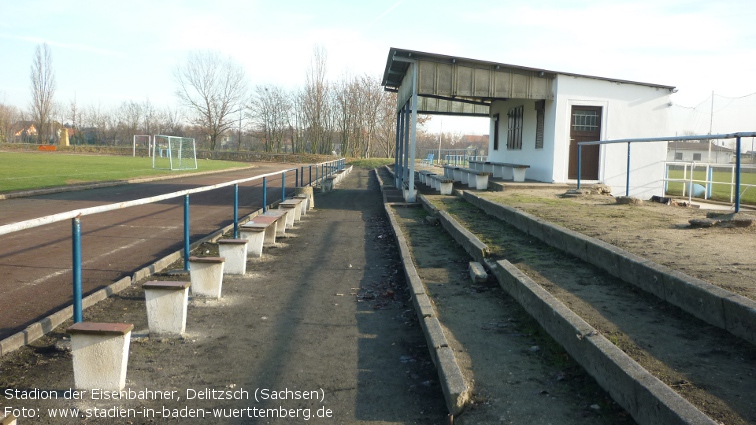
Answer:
[382,48,676,116]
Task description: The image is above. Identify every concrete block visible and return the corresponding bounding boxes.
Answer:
[1,414,17,425]
[278,205,296,228]
[263,210,288,236]
[143,281,190,337]
[239,225,266,257]
[421,317,449,366]
[526,215,546,242]
[584,238,621,278]
[294,186,314,210]
[279,198,303,221]
[218,239,248,275]
[617,253,665,299]
[438,211,488,263]
[188,256,225,299]
[293,195,309,215]
[413,293,435,320]
[722,293,756,346]
[68,322,133,390]
[436,346,470,416]
[468,262,488,283]
[662,270,727,329]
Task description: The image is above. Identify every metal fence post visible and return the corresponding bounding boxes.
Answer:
[309,166,312,186]
[626,142,631,197]
[233,184,239,239]
[183,195,190,271]
[281,171,286,201]
[295,168,299,188]
[316,165,319,185]
[577,145,582,190]
[72,217,83,323]
[263,177,267,213]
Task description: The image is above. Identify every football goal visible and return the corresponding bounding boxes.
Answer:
[152,135,197,170]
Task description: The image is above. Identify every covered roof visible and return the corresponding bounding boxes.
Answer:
[382,48,676,116]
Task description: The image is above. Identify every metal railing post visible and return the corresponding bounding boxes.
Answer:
[626,142,631,196]
[295,168,299,188]
[263,177,267,213]
[315,165,319,185]
[281,171,286,201]
[72,217,83,323]
[577,145,582,190]
[233,184,239,238]
[736,135,742,212]
[183,195,190,271]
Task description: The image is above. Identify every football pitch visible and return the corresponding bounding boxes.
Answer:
[0,152,250,193]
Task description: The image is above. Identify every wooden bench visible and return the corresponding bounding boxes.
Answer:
[442,165,492,190]
[67,322,134,390]
[142,281,190,336]
[262,210,289,235]
[468,160,530,182]
[279,198,305,222]
[428,174,454,195]
[418,170,435,185]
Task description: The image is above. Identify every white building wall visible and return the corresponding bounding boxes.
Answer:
[489,74,673,198]
[553,75,672,198]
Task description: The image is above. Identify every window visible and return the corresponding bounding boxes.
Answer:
[493,113,499,151]
[674,152,683,160]
[507,105,523,150]
[535,100,545,149]
[572,109,600,132]
[693,153,702,161]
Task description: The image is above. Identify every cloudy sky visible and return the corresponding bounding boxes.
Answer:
[1,0,755,133]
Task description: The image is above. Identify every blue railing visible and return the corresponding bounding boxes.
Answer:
[0,158,346,323]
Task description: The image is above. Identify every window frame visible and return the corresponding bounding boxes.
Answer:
[507,105,523,150]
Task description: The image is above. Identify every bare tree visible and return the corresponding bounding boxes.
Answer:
[0,97,22,144]
[29,44,56,144]
[301,45,334,154]
[174,50,247,150]
[249,84,292,152]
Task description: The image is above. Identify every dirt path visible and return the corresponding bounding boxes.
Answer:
[422,191,756,425]
[0,168,447,424]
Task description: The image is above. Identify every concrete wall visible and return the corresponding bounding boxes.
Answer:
[488,75,673,198]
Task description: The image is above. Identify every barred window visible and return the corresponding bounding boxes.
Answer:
[507,105,523,150]
[493,113,500,151]
[535,100,545,149]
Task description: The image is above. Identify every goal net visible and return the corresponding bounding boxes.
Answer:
[152,135,197,170]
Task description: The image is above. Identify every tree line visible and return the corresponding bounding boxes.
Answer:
[0,44,399,158]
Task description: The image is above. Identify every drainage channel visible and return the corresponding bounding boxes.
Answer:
[423,193,756,425]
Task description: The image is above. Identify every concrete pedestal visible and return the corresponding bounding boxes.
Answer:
[143,281,190,336]
[294,186,314,210]
[218,239,249,275]
[68,322,133,390]
[188,256,225,299]
[240,225,267,257]
[294,195,309,215]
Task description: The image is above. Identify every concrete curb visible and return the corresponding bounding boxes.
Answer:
[375,168,470,416]
[463,191,756,347]
[490,259,715,425]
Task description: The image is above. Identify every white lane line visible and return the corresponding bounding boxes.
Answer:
[26,239,147,286]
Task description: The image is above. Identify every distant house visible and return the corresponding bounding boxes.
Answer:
[10,121,37,142]
[667,141,734,164]
[383,48,675,198]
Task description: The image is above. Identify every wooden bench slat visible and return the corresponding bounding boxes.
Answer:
[188,256,225,263]
[142,280,190,290]
[68,322,134,335]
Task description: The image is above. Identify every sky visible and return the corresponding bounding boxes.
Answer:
[2,0,756,134]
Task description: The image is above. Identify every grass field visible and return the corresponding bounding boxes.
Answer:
[665,169,756,204]
[0,152,251,193]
